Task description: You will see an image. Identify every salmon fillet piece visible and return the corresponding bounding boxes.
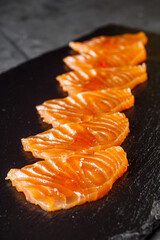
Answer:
[57,64,147,95]
[6,146,128,211]
[69,32,148,53]
[64,43,146,70]
[36,88,134,127]
[22,113,129,161]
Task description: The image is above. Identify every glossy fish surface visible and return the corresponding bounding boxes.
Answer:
[22,113,129,161]
[69,32,147,53]
[57,64,147,95]
[64,43,146,70]
[36,88,134,127]
[6,146,128,211]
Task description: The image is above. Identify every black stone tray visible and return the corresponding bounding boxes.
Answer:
[0,25,160,240]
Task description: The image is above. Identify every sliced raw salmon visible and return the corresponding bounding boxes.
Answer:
[57,64,147,95]
[6,146,128,211]
[22,113,129,161]
[69,32,148,53]
[36,88,134,127]
[64,43,146,71]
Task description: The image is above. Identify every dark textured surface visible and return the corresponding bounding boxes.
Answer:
[0,25,160,240]
[0,0,160,73]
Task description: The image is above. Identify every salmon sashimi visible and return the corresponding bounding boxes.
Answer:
[6,146,128,211]
[64,43,146,71]
[22,113,129,161]
[57,64,147,95]
[36,88,134,127]
[69,32,148,53]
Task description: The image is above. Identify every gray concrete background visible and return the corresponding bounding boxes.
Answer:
[0,0,160,74]
[0,0,160,239]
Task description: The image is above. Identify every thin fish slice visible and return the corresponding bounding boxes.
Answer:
[6,146,128,211]
[64,43,146,71]
[69,32,148,53]
[22,113,129,161]
[57,64,147,95]
[36,88,134,127]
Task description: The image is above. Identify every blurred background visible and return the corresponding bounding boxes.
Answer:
[0,0,160,239]
[0,0,159,73]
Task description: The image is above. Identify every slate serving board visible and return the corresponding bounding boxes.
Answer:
[0,25,160,240]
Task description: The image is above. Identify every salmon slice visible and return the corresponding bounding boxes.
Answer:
[36,88,134,127]
[6,146,128,211]
[22,113,129,161]
[57,64,147,95]
[64,43,146,71]
[69,32,147,53]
